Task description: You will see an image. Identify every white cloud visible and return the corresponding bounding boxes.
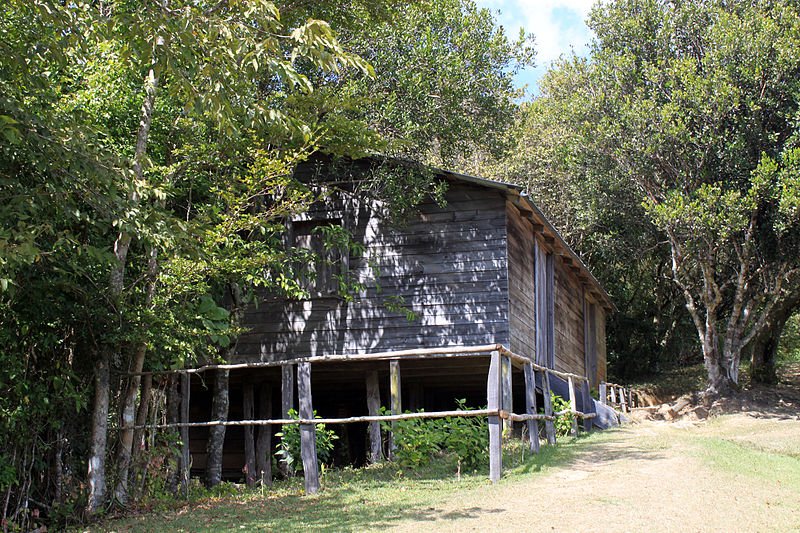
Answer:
[478,0,595,66]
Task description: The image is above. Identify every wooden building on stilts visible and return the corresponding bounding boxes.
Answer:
[176,156,617,487]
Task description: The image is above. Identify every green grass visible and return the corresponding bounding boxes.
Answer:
[692,436,800,492]
[93,433,605,532]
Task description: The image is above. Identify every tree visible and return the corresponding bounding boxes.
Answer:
[527,0,800,393]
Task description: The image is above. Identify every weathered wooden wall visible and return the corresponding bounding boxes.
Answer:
[505,202,536,359]
[234,178,510,362]
[553,256,586,376]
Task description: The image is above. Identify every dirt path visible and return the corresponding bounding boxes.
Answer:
[387,414,800,532]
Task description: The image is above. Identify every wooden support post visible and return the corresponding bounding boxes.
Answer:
[523,363,540,454]
[242,381,256,488]
[620,387,628,413]
[610,386,617,404]
[567,376,579,437]
[279,364,294,478]
[599,382,607,406]
[628,388,634,409]
[256,385,272,487]
[501,355,513,436]
[582,380,593,433]
[179,373,190,498]
[296,362,319,494]
[487,350,502,483]
[542,370,556,445]
[365,371,382,464]
[389,360,402,461]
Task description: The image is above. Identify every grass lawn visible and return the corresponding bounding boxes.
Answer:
[90,434,602,532]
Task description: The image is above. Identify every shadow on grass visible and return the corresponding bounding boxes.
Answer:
[102,430,667,532]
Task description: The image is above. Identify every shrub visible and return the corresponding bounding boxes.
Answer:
[382,400,488,470]
[275,409,338,475]
[548,392,575,438]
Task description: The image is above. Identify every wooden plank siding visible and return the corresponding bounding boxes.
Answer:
[554,256,586,376]
[234,181,511,362]
[505,202,536,360]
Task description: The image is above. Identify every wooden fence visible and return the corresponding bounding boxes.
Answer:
[598,381,636,414]
[127,344,599,494]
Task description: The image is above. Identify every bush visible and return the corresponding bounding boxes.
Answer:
[548,392,575,438]
[275,409,338,475]
[382,400,488,470]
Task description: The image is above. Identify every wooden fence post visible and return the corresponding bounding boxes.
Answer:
[619,387,628,413]
[280,364,294,478]
[365,370,382,463]
[599,382,607,406]
[501,355,513,436]
[179,373,190,498]
[582,380,593,433]
[487,350,502,483]
[256,384,272,487]
[523,363,540,454]
[610,385,617,404]
[542,370,556,445]
[296,362,319,494]
[567,376,579,437]
[389,360,401,461]
[242,381,256,488]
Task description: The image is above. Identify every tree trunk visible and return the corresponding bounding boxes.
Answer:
[115,247,159,504]
[131,373,152,500]
[86,354,110,514]
[205,369,229,488]
[750,293,800,384]
[165,375,181,495]
[86,67,159,516]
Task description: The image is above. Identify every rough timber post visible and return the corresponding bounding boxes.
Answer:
[365,370,382,463]
[582,380,593,432]
[599,382,608,406]
[610,385,617,404]
[523,364,539,453]
[256,384,272,487]
[568,376,579,437]
[523,363,540,454]
[297,362,319,494]
[242,381,256,487]
[501,355,513,436]
[389,360,402,461]
[280,364,294,478]
[179,373,190,497]
[542,370,556,445]
[619,387,628,413]
[487,350,502,483]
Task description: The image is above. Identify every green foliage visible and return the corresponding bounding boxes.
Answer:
[381,400,488,471]
[547,393,575,439]
[275,409,338,475]
[778,313,800,364]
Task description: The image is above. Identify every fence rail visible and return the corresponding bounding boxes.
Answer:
[125,343,600,493]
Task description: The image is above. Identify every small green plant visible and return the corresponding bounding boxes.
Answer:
[546,392,575,438]
[381,400,487,471]
[275,409,338,475]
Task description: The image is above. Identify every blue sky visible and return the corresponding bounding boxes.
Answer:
[474,0,596,95]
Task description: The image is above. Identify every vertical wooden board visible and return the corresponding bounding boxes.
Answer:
[546,252,555,369]
[523,364,540,454]
[180,373,190,497]
[296,362,319,494]
[501,355,513,435]
[365,371,382,464]
[279,364,294,478]
[599,382,607,406]
[389,360,402,461]
[487,351,502,482]
[597,309,607,383]
[568,377,579,437]
[582,380,593,432]
[542,371,556,445]
[242,382,256,487]
[534,239,548,368]
[256,384,272,487]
